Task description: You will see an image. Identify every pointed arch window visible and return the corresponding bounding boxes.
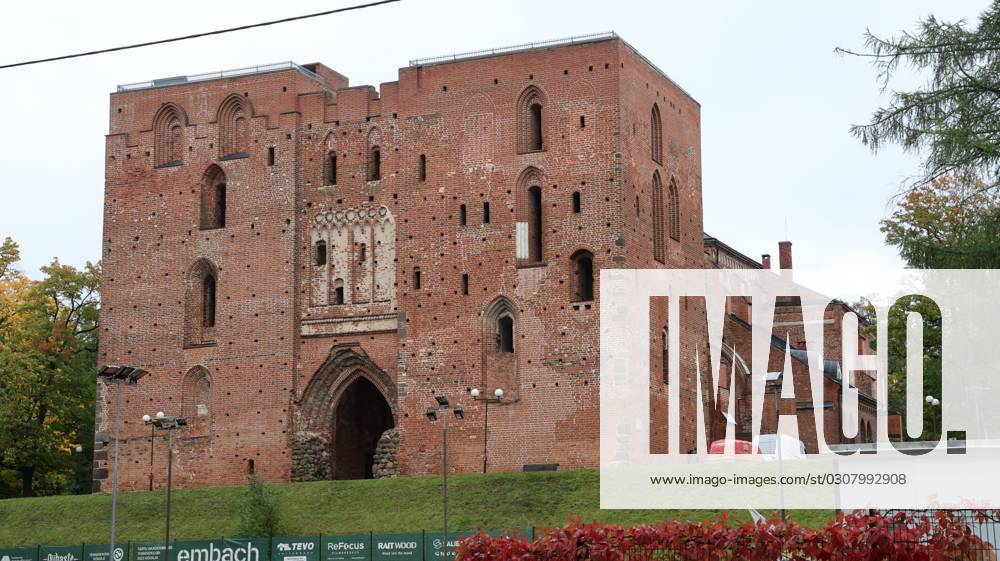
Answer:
[651,103,663,164]
[652,171,665,263]
[200,166,227,230]
[153,104,184,167]
[182,367,213,420]
[516,86,546,153]
[369,146,381,181]
[327,152,338,185]
[218,95,251,158]
[334,278,345,305]
[186,259,218,346]
[497,314,514,353]
[668,178,680,241]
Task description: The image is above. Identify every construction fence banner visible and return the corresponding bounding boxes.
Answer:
[83,544,128,561]
[6,529,535,561]
[320,534,369,561]
[0,547,39,561]
[39,546,83,561]
[270,537,319,561]
[370,533,422,561]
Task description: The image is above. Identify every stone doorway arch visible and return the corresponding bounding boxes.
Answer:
[294,344,396,481]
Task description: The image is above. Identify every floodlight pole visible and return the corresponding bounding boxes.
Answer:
[166,428,174,560]
[99,365,147,561]
[110,380,123,561]
[442,408,449,557]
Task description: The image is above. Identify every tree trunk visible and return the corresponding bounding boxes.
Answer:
[21,466,34,497]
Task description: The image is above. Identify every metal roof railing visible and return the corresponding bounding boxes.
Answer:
[117,61,324,93]
[408,32,617,67]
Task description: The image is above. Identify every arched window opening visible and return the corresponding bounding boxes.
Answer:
[334,279,345,305]
[359,243,367,262]
[661,328,669,383]
[651,103,663,164]
[668,178,680,241]
[517,86,546,153]
[497,315,514,353]
[200,166,227,230]
[413,267,421,289]
[153,104,185,167]
[369,147,381,181]
[202,274,216,328]
[327,153,338,185]
[528,186,543,262]
[186,259,218,346]
[315,240,327,266]
[571,250,594,302]
[652,172,665,263]
[529,104,543,151]
[572,191,582,214]
[418,154,427,182]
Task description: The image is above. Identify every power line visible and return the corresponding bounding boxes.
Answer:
[0,0,401,70]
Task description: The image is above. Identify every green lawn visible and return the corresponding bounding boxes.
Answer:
[0,469,834,547]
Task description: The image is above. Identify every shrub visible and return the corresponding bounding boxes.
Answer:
[237,475,282,538]
[456,511,992,561]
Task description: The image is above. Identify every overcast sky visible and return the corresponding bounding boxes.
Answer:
[0,0,988,277]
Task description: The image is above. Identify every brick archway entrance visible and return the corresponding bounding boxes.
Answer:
[333,376,394,479]
[294,344,397,481]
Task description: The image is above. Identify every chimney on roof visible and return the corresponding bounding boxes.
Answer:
[761,254,771,270]
[778,241,793,270]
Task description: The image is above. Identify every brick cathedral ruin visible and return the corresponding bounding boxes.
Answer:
[95,33,878,491]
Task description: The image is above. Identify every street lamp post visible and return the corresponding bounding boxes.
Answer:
[145,417,156,491]
[98,365,149,561]
[145,413,187,561]
[926,395,941,439]
[425,396,464,561]
[470,388,504,473]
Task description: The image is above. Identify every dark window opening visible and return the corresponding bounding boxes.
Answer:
[572,191,582,213]
[202,274,216,328]
[359,243,367,262]
[247,459,255,474]
[668,180,680,241]
[413,267,421,289]
[483,202,491,224]
[459,204,467,226]
[662,329,669,382]
[370,147,381,180]
[529,103,543,151]
[579,115,586,128]
[315,240,327,266]
[497,315,514,353]
[418,154,426,182]
[267,146,275,166]
[652,173,665,263]
[215,184,227,228]
[461,273,469,295]
[572,251,594,301]
[528,186,543,262]
[201,167,227,230]
[334,279,345,305]
[327,153,337,185]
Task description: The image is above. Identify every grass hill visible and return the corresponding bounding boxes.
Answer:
[0,469,833,546]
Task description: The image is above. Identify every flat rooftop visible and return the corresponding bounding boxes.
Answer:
[116,61,325,93]
[115,32,696,104]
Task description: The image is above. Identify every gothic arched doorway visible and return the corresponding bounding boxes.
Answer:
[332,376,394,479]
[294,344,397,482]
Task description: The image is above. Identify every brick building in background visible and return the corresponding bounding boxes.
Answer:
[95,33,716,491]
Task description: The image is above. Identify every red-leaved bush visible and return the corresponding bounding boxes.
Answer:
[456,511,994,561]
